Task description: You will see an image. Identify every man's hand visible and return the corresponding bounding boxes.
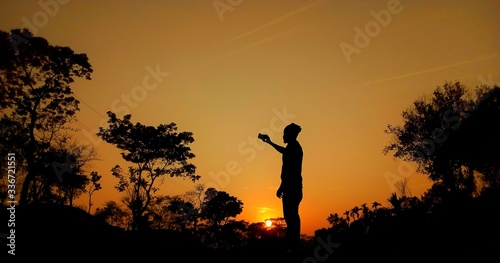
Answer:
[258,133,270,143]
[276,187,283,199]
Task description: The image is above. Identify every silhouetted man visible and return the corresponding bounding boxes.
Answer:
[259,123,303,253]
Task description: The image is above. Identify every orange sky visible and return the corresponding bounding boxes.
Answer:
[1,0,499,236]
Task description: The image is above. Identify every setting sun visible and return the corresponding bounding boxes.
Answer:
[265,219,273,228]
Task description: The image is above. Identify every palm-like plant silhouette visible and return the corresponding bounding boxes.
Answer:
[350,206,361,220]
[327,213,342,226]
[372,201,381,210]
[387,193,404,215]
[343,210,351,224]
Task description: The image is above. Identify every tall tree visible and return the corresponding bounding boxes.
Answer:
[182,183,206,231]
[199,188,245,249]
[444,84,500,190]
[383,81,500,198]
[87,171,102,213]
[51,137,98,206]
[97,111,200,230]
[0,28,93,205]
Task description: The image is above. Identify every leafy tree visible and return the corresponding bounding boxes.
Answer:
[199,188,244,228]
[15,135,97,206]
[51,137,98,206]
[144,195,198,231]
[182,183,206,231]
[166,197,197,231]
[444,84,500,190]
[217,219,248,249]
[94,200,130,229]
[145,195,172,230]
[97,111,200,230]
[197,188,244,249]
[383,81,500,199]
[184,183,206,209]
[0,28,93,205]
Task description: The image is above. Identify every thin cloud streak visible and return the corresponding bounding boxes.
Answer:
[226,0,327,43]
[227,29,295,56]
[258,207,275,213]
[301,53,500,102]
[356,53,500,88]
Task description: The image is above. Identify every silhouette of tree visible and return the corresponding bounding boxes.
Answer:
[24,135,97,206]
[217,219,248,249]
[267,217,287,238]
[144,195,170,230]
[182,183,206,231]
[327,212,341,226]
[199,188,244,249]
[319,82,500,261]
[383,81,500,199]
[55,164,88,207]
[246,218,286,242]
[0,28,93,205]
[360,203,374,226]
[142,189,201,231]
[350,205,361,220]
[200,188,243,228]
[166,197,197,231]
[247,221,269,239]
[443,84,500,191]
[360,203,368,215]
[372,201,381,210]
[94,200,130,229]
[387,193,403,215]
[97,111,200,230]
[0,117,26,204]
[86,171,102,213]
[51,137,98,206]
[343,210,351,224]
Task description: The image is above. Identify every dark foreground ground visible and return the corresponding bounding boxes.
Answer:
[1,204,498,262]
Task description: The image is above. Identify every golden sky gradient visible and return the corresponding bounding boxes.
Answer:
[1,0,499,236]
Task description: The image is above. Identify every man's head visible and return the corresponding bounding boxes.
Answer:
[283,123,301,143]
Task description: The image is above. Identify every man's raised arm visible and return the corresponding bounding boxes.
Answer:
[259,133,285,154]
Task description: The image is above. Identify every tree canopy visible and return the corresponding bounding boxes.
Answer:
[97,111,200,230]
[383,81,500,197]
[0,28,93,205]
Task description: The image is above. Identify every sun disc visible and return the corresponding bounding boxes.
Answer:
[265,219,272,227]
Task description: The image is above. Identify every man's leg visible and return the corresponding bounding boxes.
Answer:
[283,194,302,250]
